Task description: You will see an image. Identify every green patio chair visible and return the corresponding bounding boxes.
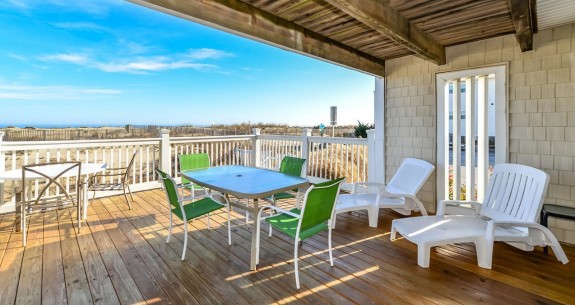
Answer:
[179,153,210,196]
[156,168,231,260]
[256,177,345,289]
[269,156,307,207]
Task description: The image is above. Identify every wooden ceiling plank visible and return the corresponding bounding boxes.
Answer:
[507,0,535,52]
[323,0,446,64]
[128,0,385,76]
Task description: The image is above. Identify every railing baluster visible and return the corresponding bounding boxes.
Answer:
[1,134,366,203]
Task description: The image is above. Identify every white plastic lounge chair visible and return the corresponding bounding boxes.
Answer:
[334,158,434,227]
[391,163,569,269]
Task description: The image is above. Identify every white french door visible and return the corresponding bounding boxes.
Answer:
[436,65,507,203]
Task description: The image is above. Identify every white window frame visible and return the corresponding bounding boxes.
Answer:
[436,65,508,203]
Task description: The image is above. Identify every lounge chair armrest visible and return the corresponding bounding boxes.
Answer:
[486,220,550,239]
[380,191,411,198]
[350,182,386,194]
[381,192,430,216]
[437,200,482,216]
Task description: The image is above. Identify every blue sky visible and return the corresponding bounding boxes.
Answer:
[0,0,374,127]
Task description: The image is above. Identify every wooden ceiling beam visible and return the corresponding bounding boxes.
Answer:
[128,0,385,76]
[323,0,446,65]
[507,0,536,52]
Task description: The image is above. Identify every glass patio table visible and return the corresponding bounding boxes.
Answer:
[180,165,309,270]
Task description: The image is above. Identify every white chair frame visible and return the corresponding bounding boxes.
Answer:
[334,158,434,227]
[391,163,569,269]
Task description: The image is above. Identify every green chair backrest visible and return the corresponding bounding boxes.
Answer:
[299,177,345,232]
[179,153,210,185]
[156,168,181,210]
[279,156,306,177]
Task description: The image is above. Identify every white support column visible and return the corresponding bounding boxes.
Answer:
[477,75,489,202]
[372,77,385,183]
[252,128,261,168]
[465,77,476,201]
[159,129,171,173]
[367,129,376,183]
[452,80,461,200]
[300,128,311,177]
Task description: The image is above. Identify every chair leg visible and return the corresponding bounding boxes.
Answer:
[90,189,97,206]
[475,239,493,269]
[367,206,379,228]
[268,224,273,237]
[226,205,231,246]
[22,214,27,247]
[389,222,398,240]
[167,213,173,243]
[537,224,570,264]
[77,203,81,233]
[123,186,132,210]
[328,226,334,266]
[182,221,189,261]
[294,239,300,289]
[256,218,261,265]
[417,243,431,268]
[126,183,134,201]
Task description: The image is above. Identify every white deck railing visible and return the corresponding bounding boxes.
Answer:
[0,129,372,212]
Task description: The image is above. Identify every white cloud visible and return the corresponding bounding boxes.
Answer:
[118,40,155,55]
[4,0,29,9]
[8,54,27,61]
[187,48,233,60]
[2,0,123,15]
[94,59,215,73]
[0,84,122,100]
[51,22,109,32]
[40,49,230,74]
[41,53,89,64]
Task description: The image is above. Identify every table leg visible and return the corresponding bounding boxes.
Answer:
[15,186,21,232]
[83,176,88,220]
[250,198,259,270]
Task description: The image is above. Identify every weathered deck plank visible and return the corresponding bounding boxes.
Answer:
[42,211,67,305]
[1,189,574,305]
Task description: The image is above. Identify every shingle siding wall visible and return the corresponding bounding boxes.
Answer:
[385,23,575,244]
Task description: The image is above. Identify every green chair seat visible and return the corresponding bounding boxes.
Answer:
[172,197,225,221]
[269,192,296,201]
[265,208,328,241]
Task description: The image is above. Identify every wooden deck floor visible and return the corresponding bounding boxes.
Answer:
[0,188,574,305]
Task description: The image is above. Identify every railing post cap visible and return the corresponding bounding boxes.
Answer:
[252,128,261,135]
[160,129,170,135]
